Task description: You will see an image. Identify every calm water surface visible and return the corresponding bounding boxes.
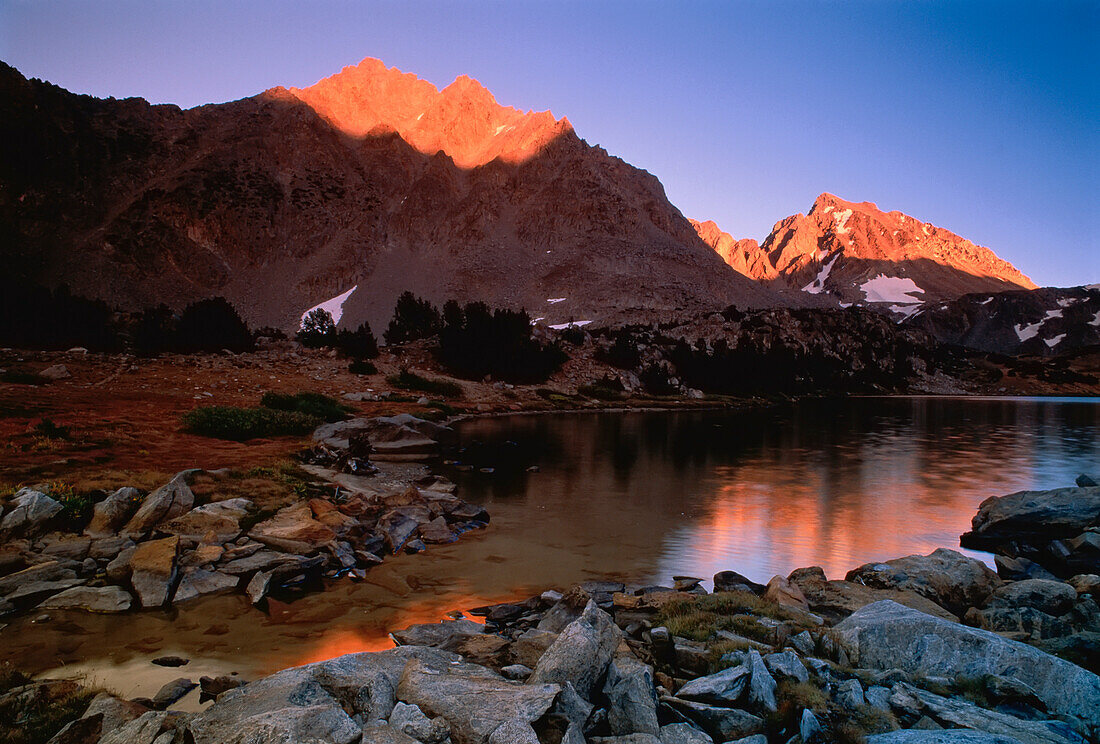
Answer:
[5,396,1097,705]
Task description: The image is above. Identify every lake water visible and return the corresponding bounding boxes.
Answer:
[6,396,1097,706]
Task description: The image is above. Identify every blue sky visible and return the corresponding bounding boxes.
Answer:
[2,0,1096,286]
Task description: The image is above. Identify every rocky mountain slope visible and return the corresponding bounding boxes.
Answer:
[906,285,1100,357]
[693,193,1037,314]
[0,58,786,333]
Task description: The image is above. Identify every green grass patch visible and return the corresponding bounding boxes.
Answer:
[578,383,625,401]
[386,369,463,398]
[260,391,350,422]
[181,406,320,441]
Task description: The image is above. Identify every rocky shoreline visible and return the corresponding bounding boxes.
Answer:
[1,406,1098,744]
[0,414,479,621]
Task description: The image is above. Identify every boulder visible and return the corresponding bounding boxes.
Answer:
[960,485,1100,574]
[604,657,660,735]
[788,567,959,623]
[674,665,749,706]
[40,585,132,613]
[41,536,92,562]
[662,697,765,741]
[834,600,1100,731]
[886,682,1086,744]
[247,502,337,554]
[85,487,142,537]
[39,364,70,380]
[529,599,622,699]
[218,549,300,575]
[538,585,593,632]
[187,646,460,743]
[763,575,809,611]
[867,732,1045,743]
[5,577,85,608]
[713,571,765,594]
[763,650,808,684]
[488,720,542,744]
[800,709,823,743]
[390,701,450,743]
[129,536,180,608]
[161,499,251,542]
[398,657,560,744]
[391,618,488,648]
[105,546,136,584]
[745,650,777,713]
[658,723,713,744]
[0,488,62,536]
[845,549,1001,615]
[834,678,865,708]
[510,628,560,669]
[122,471,198,538]
[377,511,421,554]
[97,711,167,744]
[986,578,1077,616]
[0,560,76,595]
[173,568,238,603]
[199,675,243,699]
[79,692,149,738]
[151,677,196,709]
[1068,574,1100,595]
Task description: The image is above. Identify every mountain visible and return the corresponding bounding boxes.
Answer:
[906,285,1100,357]
[693,193,1037,314]
[0,57,785,333]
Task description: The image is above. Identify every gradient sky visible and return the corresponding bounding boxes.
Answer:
[2,0,1097,286]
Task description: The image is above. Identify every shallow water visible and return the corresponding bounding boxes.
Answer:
[4,396,1097,704]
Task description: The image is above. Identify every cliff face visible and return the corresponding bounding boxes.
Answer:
[693,193,1037,312]
[0,58,786,332]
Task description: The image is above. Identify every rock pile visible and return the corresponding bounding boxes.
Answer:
[0,416,487,619]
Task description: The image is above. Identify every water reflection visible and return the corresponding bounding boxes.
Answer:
[449,397,1099,584]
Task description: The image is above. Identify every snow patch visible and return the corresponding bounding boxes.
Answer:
[1014,321,1042,342]
[1045,334,1066,348]
[1056,297,1081,307]
[978,297,994,305]
[821,205,833,214]
[833,209,853,235]
[1044,309,1063,321]
[801,254,839,294]
[530,317,545,324]
[839,302,852,308]
[494,125,507,135]
[1091,311,1100,327]
[549,320,592,330]
[301,285,356,326]
[922,224,931,236]
[890,304,924,318]
[859,274,925,304]
[546,297,567,304]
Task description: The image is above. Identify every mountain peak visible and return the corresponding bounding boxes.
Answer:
[288,56,570,167]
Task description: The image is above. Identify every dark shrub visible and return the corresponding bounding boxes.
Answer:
[0,282,120,352]
[384,292,441,344]
[349,359,378,375]
[174,297,253,353]
[297,308,338,349]
[181,406,319,440]
[260,391,350,422]
[438,301,567,383]
[640,362,677,395]
[335,322,379,359]
[596,330,642,369]
[132,304,175,357]
[559,325,587,346]
[386,369,463,398]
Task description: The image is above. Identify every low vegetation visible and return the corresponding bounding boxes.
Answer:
[386,369,463,398]
[259,391,350,422]
[0,666,98,744]
[181,405,320,441]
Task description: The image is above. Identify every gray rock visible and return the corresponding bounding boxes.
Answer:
[529,599,621,700]
[80,692,149,737]
[746,650,776,713]
[128,536,179,608]
[85,487,142,537]
[712,570,766,594]
[152,677,195,709]
[88,535,134,560]
[5,577,85,607]
[865,684,892,712]
[361,722,420,744]
[97,711,167,744]
[0,560,76,595]
[867,732,1040,743]
[834,600,1100,730]
[247,502,337,554]
[788,629,815,656]
[835,677,865,708]
[391,618,487,647]
[886,682,1085,744]
[674,665,749,706]
[188,646,459,743]
[40,585,132,613]
[987,578,1077,615]
[199,675,243,698]
[488,719,541,744]
[245,570,273,605]
[501,664,533,681]
[105,545,136,583]
[764,650,808,683]
[390,701,450,743]
[1,489,62,536]
[589,736,661,744]
[800,708,823,743]
[173,568,238,603]
[508,628,559,669]
[398,657,560,744]
[994,555,1059,582]
[219,549,300,575]
[41,536,92,561]
[729,737,766,744]
[845,548,1002,615]
[537,585,591,632]
[960,485,1100,559]
[123,470,198,538]
[1077,474,1098,488]
[658,723,713,744]
[604,657,659,735]
[662,698,765,741]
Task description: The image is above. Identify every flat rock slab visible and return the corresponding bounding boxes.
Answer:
[398,658,560,744]
[868,733,1041,744]
[173,568,239,603]
[835,600,1100,731]
[41,585,132,613]
[161,498,252,542]
[122,470,198,538]
[248,502,336,554]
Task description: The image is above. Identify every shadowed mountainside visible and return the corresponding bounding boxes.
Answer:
[0,57,791,333]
